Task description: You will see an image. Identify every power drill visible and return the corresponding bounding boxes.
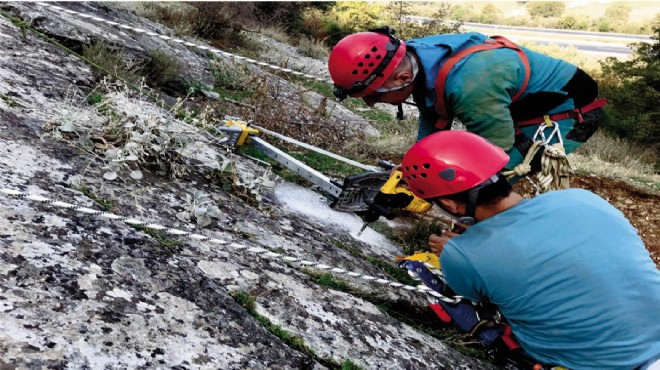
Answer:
[357,169,431,236]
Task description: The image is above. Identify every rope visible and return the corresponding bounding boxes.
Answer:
[502,129,573,193]
[0,187,454,302]
[502,140,543,181]
[538,143,573,192]
[34,2,333,85]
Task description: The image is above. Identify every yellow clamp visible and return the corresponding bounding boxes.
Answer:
[381,171,432,213]
[543,115,554,127]
[394,252,441,269]
[224,120,260,147]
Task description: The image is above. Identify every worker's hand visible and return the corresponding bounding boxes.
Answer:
[389,164,401,176]
[372,190,414,209]
[361,191,412,223]
[428,230,460,256]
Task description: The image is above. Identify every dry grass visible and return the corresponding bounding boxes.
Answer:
[570,130,659,188]
[344,115,417,160]
[259,27,292,44]
[296,36,329,60]
[516,41,604,73]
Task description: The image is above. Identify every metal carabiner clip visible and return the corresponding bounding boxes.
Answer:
[532,117,563,146]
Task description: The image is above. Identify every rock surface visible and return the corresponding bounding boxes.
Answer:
[0,2,495,369]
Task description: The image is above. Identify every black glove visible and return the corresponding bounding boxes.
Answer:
[361,192,414,223]
[372,191,414,209]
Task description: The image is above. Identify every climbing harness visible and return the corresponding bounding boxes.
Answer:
[434,35,530,130]
[398,254,568,370]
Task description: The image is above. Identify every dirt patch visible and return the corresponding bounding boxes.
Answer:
[515,175,660,269]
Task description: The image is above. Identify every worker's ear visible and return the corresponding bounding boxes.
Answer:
[435,198,462,215]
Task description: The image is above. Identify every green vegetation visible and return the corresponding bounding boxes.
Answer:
[87,92,104,106]
[78,186,115,212]
[304,268,489,360]
[599,20,660,170]
[82,42,183,90]
[231,291,362,369]
[0,93,18,108]
[138,49,182,89]
[130,224,181,251]
[441,1,658,35]
[525,2,565,19]
[327,238,418,287]
[310,272,358,293]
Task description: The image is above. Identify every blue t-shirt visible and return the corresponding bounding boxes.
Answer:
[441,189,660,369]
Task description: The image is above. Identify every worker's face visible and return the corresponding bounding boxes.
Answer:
[362,83,414,107]
[433,198,465,219]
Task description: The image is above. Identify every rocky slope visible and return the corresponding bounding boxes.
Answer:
[0,2,494,369]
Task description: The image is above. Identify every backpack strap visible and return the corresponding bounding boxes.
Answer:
[434,36,531,129]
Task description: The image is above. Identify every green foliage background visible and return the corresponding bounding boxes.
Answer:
[599,20,660,169]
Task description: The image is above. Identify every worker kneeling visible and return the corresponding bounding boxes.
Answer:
[400,130,660,369]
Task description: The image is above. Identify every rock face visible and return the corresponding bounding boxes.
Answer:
[0,2,495,369]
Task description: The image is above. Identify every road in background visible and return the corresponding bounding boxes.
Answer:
[405,17,653,58]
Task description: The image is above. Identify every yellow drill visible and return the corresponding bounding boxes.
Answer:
[357,170,431,236]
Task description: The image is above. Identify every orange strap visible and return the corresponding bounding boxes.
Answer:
[434,36,530,129]
[429,303,452,323]
[516,97,607,128]
[501,325,521,351]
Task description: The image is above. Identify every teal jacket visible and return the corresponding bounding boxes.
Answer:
[406,32,588,169]
[441,189,660,368]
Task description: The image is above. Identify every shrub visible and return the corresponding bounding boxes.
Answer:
[477,3,502,24]
[604,4,631,23]
[525,2,565,18]
[450,4,475,22]
[296,36,329,60]
[138,49,182,89]
[598,19,660,169]
[82,41,140,83]
[556,15,578,30]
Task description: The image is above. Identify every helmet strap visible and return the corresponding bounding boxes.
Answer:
[457,174,500,226]
[396,103,405,120]
[458,189,479,226]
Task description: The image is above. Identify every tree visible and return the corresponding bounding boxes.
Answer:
[385,1,414,37]
[525,2,565,18]
[599,16,660,167]
[397,3,460,39]
[329,1,384,34]
[477,3,503,24]
[604,4,631,23]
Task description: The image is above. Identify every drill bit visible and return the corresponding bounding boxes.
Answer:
[356,222,368,237]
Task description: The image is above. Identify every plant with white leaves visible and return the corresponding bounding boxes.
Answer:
[235,166,276,203]
[176,190,221,227]
[51,79,215,182]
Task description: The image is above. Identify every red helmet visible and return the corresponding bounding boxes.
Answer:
[402,131,509,199]
[328,27,407,99]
